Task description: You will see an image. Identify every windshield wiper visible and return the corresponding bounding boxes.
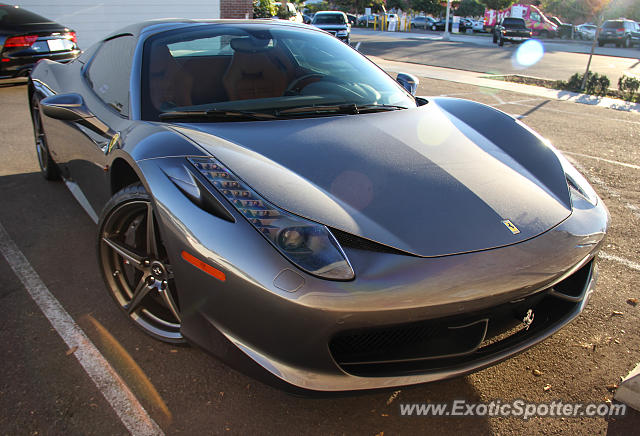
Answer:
[276,103,408,117]
[159,109,276,121]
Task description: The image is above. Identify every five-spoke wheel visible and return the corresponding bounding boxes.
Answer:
[98,184,184,343]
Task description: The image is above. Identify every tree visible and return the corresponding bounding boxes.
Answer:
[456,0,486,17]
[478,0,515,10]
[253,0,276,18]
[410,0,444,15]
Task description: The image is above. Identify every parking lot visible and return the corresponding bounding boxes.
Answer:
[1,70,639,435]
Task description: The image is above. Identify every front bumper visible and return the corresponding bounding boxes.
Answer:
[139,157,609,392]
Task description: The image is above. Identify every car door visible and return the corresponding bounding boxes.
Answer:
[45,34,137,216]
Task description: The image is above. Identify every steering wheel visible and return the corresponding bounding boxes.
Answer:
[284,73,326,95]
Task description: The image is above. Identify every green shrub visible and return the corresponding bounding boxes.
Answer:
[618,76,640,100]
[562,72,610,96]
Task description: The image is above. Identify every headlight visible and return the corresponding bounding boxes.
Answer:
[189,157,355,281]
[337,30,348,36]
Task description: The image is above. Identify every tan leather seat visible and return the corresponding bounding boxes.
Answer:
[222,38,288,101]
[148,44,193,110]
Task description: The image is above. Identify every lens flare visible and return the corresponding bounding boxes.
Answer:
[512,39,544,69]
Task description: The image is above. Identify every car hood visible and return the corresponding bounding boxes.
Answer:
[172,99,571,257]
[312,24,348,31]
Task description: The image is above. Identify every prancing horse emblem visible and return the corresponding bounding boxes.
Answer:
[522,309,535,330]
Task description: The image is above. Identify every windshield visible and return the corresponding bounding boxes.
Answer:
[0,5,54,25]
[503,18,526,27]
[312,14,346,25]
[603,20,623,28]
[141,24,415,121]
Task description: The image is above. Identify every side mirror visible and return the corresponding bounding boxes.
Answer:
[396,73,419,96]
[40,93,113,136]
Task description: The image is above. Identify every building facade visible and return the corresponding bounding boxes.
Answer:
[14,0,253,48]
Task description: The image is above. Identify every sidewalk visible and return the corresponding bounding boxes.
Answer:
[369,56,640,114]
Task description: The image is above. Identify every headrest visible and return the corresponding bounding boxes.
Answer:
[230,37,271,53]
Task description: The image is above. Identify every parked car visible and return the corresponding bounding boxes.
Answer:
[470,18,486,32]
[493,17,532,46]
[302,14,312,25]
[0,4,79,79]
[346,13,357,27]
[357,14,378,26]
[575,23,597,40]
[549,16,574,39]
[598,19,640,48]
[411,16,435,30]
[311,11,350,43]
[484,4,557,38]
[430,18,469,32]
[29,18,608,393]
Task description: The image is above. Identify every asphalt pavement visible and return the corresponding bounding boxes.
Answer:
[352,28,640,85]
[1,67,640,435]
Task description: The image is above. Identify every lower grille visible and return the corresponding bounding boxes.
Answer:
[330,260,593,377]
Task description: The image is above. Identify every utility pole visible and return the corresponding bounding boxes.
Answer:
[443,0,451,41]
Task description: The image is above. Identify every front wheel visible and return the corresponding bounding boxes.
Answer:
[624,37,631,48]
[98,183,185,343]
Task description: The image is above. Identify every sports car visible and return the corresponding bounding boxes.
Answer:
[29,19,609,392]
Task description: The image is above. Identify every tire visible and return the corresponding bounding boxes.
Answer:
[432,25,436,31]
[624,37,630,48]
[539,30,549,39]
[30,94,60,181]
[598,41,604,47]
[98,183,185,343]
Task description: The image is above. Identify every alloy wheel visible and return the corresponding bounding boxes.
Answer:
[99,198,184,342]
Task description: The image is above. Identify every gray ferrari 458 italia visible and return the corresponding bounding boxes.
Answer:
[28,19,609,392]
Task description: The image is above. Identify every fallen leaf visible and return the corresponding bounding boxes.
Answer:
[381,413,389,417]
[170,349,178,353]
[543,384,552,392]
[627,298,638,307]
[386,390,401,406]
[606,384,618,392]
[66,346,78,356]
[532,369,543,377]
[611,311,624,316]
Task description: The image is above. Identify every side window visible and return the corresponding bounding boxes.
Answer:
[86,35,136,117]
[530,12,540,22]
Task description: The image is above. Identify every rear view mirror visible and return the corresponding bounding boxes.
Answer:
[40,93,113,136]
[396,73,419,96]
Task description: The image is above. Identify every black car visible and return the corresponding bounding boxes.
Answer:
[493,17,532,46]
[311,11,350,43]
[0,4,79,79]
[430,18,469,32]
[598,19,640,48]
[346,13,357,27]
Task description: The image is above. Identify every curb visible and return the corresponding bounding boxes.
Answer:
[615,363,640,412]
[369,56,640,114]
